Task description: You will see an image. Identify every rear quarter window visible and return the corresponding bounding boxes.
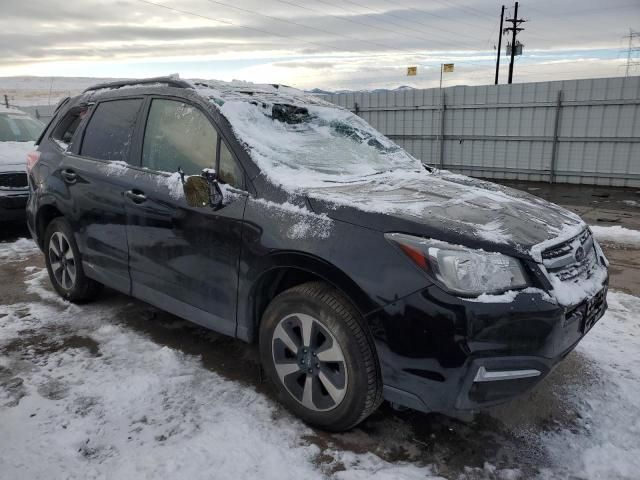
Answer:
[51,107,88,148]
[81,99,144,162]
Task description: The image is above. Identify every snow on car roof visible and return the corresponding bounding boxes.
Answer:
[190,79,334,109]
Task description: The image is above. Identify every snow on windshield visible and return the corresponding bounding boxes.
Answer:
[193,81,422,190]
[219,102,422,189]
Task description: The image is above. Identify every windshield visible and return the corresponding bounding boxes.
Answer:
[219,101,424,188]
[0,113,44,142]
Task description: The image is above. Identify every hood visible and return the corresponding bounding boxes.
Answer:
[306,169,585,260]
[0,141,33,171]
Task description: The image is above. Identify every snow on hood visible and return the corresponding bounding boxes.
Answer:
[0,140,33,169]
[190,80,585,256]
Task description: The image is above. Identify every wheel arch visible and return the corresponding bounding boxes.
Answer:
[237,251,377,343]
[35,203,64,249]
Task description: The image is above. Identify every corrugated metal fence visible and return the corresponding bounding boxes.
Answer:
[326,76,640,188]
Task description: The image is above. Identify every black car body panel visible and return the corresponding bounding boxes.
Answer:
[306,173,581,260]
[27,78,609,416]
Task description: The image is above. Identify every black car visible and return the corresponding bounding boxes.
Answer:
[0,107,44,222]
[26,77,609,431]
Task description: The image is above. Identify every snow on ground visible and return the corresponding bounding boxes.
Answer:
[0,264,441,480]
[1,238,640,479]
[539,291,640,479]
[590,225,640,247]
[0,237,39,261]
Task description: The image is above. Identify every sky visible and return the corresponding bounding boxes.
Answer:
[0,0,638,91]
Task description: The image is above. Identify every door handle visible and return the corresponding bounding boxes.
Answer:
[125,189,147,204]
[61,169,77,183]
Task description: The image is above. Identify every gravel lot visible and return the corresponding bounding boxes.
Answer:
[1,187,639,479]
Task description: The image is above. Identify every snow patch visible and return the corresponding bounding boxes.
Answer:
[253,198,333,239]
[540,291,640,479]
[470,287,551,304]
[590,225,640,247]
[101,160,129,176]
[530,222,587,263]
[547,264,608,307]
[0,238,39,261]
[154,171,184,200]
[51,138,69,152]
[475,219,513,244]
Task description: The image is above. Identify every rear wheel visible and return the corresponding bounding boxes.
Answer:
[259,281,382,431]
[44,217,101,302]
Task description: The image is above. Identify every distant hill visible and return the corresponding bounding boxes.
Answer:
[0,76,120,107]
[0,75,423,107]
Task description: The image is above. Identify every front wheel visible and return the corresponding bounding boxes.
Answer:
[259,281,383,431]
[44,217,101,303]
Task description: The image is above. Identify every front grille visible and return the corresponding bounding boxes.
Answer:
[0,172,28,189]
[542,229,598,282]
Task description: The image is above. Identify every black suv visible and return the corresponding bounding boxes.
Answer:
[26,77,609,431]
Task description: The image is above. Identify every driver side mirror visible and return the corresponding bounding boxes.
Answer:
[183,169,224,209]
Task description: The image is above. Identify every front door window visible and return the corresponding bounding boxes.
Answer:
[142,99,218,175]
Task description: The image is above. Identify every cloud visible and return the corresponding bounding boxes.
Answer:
[0,0,636,88]
[271,61,337,69]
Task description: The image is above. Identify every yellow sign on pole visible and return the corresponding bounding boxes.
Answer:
[407,66,417,76]
[442,63,454,73]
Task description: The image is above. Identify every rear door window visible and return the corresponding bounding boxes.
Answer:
[81,99,143,162]
[142,99,218,175]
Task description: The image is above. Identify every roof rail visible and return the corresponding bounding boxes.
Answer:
[83,76,191,93]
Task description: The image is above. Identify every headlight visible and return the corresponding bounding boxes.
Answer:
[385,233,529,296]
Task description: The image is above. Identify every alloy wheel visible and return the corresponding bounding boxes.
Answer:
[271,313,348,411]
[48,231,77,290]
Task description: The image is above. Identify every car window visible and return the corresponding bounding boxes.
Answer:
[0,113,43,142]
[81,99,143,162]
[142,99,218,175]
[218,141,244,189]
[51,107,88,148]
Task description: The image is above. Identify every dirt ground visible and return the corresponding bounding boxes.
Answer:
[1,183,639,479]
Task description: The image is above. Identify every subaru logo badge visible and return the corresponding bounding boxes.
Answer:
[575,246,585,262]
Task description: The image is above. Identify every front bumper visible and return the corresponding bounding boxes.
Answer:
[367,278,608,415]
[0,190,28,222]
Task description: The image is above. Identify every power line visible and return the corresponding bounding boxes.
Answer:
[136,0,496,78]
[269,0,491,58]
[201,0,421,56]
[314,0,481,51]
[135,0,433,60]
[341,0,481,46]
[376,0,494,38]
[429,0,496,20]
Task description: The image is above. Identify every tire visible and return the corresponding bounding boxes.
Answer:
[259,281,383,431]
[44,217,101,303]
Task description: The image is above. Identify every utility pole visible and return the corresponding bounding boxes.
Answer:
[495,5,505,85]
[504,2,525,84]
